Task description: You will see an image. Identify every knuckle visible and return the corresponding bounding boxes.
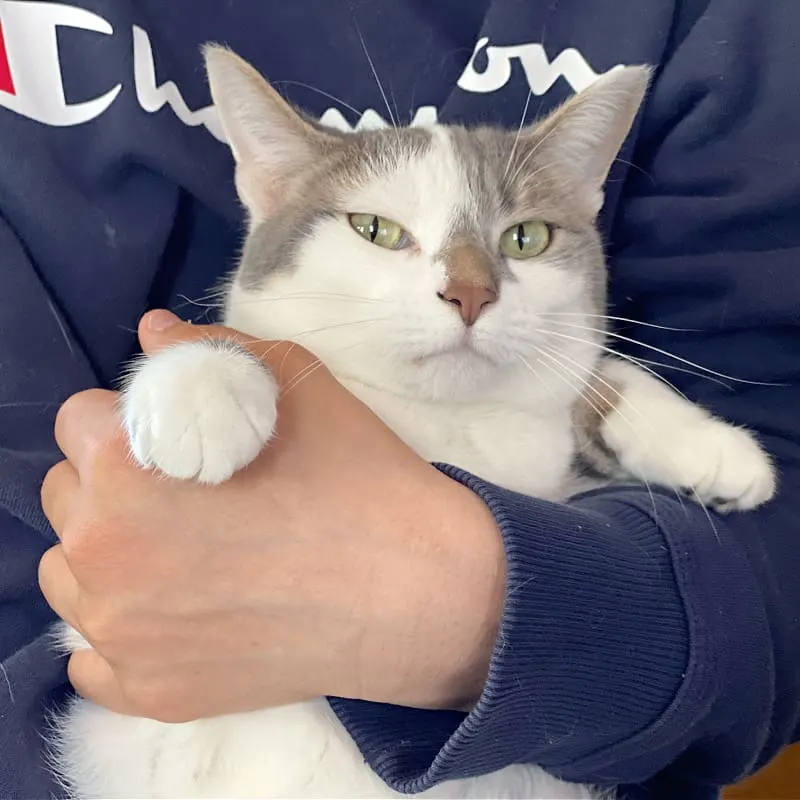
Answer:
[40,460,70,517]
[82,431,123,479]
[56,389,106,436]
[57,390,126,470]
[41,459,67,493]
[78,607,120,652]
[60,517,111,570]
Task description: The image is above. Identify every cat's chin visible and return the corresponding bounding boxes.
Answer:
[413,339,493,366]
[395,350,524,404]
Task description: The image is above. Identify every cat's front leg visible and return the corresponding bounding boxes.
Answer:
[587,357,776,512]
[122,339,278,484]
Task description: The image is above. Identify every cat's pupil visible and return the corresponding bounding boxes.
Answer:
[369,216,379,243]
[516,224,526,250]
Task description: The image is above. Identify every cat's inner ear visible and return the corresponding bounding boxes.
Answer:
[518,65,651,216]
[204,44,330,224]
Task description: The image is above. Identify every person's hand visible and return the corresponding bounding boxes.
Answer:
[38,310,506,723]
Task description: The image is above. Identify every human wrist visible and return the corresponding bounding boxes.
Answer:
[381,469,506,711]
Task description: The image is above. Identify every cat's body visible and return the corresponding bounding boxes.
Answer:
[50,48,776,799]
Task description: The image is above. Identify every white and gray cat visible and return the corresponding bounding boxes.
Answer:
[50,47,776,799]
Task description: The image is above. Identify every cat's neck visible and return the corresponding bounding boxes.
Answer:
[337,373,577,499]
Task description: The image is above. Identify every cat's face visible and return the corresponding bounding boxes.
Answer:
[209,47,649,403]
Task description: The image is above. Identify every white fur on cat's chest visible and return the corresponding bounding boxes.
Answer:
[340,378,575,500]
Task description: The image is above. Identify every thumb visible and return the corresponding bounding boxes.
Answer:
[137,310,321,389]
[138,309,250,352]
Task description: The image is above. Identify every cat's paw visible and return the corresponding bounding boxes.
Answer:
[607,413,776,512]
[122,340,278,484]
[599,359,776,513]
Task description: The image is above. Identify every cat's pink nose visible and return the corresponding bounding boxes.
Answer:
[437,283,498,326]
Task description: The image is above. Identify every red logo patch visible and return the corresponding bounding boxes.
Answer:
[0,18,15,95]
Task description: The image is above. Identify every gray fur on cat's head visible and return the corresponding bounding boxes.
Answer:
[206,45,649,404]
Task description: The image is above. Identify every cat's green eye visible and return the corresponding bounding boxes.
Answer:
[348,213,409,250]
[499,220,552,260]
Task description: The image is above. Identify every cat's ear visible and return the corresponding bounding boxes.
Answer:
[524,65,651,215]
[204,45,330,224]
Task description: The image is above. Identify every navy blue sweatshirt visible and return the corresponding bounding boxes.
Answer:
[1,1,798,798]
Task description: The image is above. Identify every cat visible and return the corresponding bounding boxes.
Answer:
[49,46,776,799]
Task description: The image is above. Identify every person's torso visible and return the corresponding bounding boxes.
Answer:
[0,0,677,385]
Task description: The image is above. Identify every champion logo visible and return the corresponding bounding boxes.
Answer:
[0,1,121,125]
[0,0,615,136]
[457,36,611,96]
[0,13,14,95]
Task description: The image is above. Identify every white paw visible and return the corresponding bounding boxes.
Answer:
[606,413,776,512]
[122,340,278,484]
[599,359,776,513]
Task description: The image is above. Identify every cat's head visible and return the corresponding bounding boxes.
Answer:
[207,46,649,403]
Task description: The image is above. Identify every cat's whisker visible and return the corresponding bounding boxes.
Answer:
[285,316,391,341]
[534,344,678,525]
[227,292,389,306]
[276,341,298,377]
[507,110,575,187]
[272,80,363,118]
[275,337,367,394]
[542,319,784,386]
[507,156,555,194]
[503,89,533,181]
[631,357,734,390]
[538,311,699,332]
[389,84,402,134]
[612,156,656,184]
[533,346,605,419]
[354,21,399,137]
[180,288,227,301]
[282,359,326,397]
[536,342,638,416]
[515,354,561,406]
[239,317,393,369]
[538,327,691,402]
[175,296,221,311]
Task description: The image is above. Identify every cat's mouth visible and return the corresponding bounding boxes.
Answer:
[416,331,494,363]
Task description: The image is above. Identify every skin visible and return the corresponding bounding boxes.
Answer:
[38,309,506,723]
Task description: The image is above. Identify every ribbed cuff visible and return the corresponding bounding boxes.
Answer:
[331,467,691,793]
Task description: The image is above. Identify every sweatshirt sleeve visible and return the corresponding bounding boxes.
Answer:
[332,453,800,793]
[330,1,800,793]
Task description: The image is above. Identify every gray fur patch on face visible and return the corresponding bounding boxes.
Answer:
[236,127,432,290]
[443,125,609,314]
[238,206,335,290]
